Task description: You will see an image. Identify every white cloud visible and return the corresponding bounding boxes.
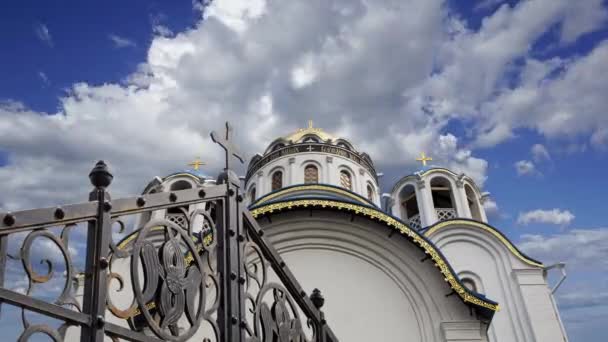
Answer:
[482,197,499,218]
[517,208,575,226]
[291,53,318,89]
[519,228,608,269]
[1,0,607,212]
[38,71,50,86]
[514,160,536,176]
[204,0,266,33]
[402,0,608,149]
[434,134,488,186]
[560,0,608,44]
[34,23,53,47]
[531,143,550,162]
[108,34,136,48]
[153,25,173,37]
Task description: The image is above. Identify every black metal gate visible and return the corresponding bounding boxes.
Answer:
[0,123,338,342]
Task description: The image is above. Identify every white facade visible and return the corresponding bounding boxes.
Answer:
[425,221,569,342]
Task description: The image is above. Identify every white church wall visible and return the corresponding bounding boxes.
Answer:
[259,210,487,342]
[427,225,568,342]
[512,269,569,342]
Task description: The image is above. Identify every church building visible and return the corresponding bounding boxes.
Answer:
[132,122,569,342]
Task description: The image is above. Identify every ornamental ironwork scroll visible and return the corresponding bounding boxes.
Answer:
[0,122,338,341]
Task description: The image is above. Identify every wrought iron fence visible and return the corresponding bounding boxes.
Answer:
[0,122,337,342]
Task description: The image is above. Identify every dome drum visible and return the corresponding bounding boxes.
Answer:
[245,142,377,182]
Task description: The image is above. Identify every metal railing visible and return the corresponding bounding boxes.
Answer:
[0,122,338,342]
[435,208,457,222]
[407,214,422,230]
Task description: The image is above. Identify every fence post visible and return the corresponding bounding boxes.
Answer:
[80,161,113,342]
[216,169,244,342]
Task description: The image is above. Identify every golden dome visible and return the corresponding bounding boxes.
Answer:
[284,120,335,142]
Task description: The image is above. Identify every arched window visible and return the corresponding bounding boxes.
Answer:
[400,185,421,230]
[304,165,319,184]
[430,177,457,221]
[461,278,477,292]
[249,187,257,202]
[271,171,283,191]
[367,184,374,201]
[339,170,352,190]
[465,184,482,221]
[170,180,192,191]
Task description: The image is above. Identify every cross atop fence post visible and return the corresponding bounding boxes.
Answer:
[211,121,244,171]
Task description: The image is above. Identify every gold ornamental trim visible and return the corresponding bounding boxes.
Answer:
[424,220,543,268]
[250,199,499,312]
[254,184,372,206]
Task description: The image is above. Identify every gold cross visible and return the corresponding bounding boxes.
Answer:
[188,157,206,171]
[308,119,313,129]
[416,152,432,166]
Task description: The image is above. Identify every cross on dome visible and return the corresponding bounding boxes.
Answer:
[187,157,205,171]
[416,152,433,166]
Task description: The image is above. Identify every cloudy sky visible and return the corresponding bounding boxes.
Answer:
[0,0,607,340]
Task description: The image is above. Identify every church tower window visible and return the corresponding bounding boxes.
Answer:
[304,165,319,184]
[271,171,283,191]
[430,177,457,221]
[367,184,374,201]
[340,170,352,190]
[400,185,421,230]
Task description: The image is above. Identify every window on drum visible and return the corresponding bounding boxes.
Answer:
[304,165,319,184]
[271,171,283,191]
[340,170,352,190]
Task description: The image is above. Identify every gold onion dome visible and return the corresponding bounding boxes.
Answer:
[283,120,336,143]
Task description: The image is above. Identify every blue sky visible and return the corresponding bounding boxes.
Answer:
[0,0,607,341]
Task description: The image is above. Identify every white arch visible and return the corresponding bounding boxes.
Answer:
[259,211,486,342]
